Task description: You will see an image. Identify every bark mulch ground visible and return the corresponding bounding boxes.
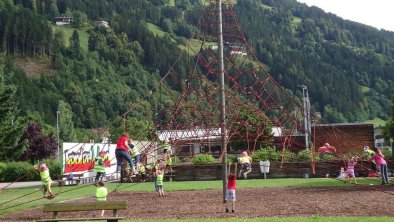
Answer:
[2,186,394,221]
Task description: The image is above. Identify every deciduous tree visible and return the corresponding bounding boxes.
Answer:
[19,121,57,164]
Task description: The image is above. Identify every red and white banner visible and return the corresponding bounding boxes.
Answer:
[62,143,117,174]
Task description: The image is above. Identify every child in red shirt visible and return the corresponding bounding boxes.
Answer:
[225,163,237,213]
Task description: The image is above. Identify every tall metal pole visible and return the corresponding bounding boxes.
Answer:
[306,88,311,148]
[217,0,228,203]
[56,110,60,159]
[301,86,309,150]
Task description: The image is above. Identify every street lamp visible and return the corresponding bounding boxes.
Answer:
[56,110,60,158]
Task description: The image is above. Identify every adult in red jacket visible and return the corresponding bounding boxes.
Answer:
[115,132,134,172]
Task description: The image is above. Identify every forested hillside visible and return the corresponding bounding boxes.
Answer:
[0,0,393,143]
[235,0,394,122]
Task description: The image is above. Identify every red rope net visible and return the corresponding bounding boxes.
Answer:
[134,0,369,166]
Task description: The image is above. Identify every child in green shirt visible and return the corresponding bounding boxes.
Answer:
[96,181,108,216]
[34,163,54,199]
[156,170,165,197]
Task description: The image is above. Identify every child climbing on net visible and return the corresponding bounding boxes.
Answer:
[238,151,252,179]
[138,163,147,182]
[368,148,389,185]
[345,156,358,184]
[225,163,237,213]
[34,163,54,199]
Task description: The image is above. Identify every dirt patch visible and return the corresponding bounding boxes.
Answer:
[13,57,55,77]
[2,186,394,221]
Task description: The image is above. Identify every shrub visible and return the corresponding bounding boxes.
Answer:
[192,154,217,164]
[47,160,63,180]
[251,147,281,162]
[3,162,39,182]
[381,150,392,158]
[227,154,239,164]
[171,156,182,164]
[183,157,193,163]
[283,150,297,162]
[297,149,312,161]
[0,162,6,182]
[320,153,340,161]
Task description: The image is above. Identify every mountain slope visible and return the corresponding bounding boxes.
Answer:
[1,0,393,133]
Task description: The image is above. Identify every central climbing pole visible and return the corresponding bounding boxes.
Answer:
[217,0,228,203]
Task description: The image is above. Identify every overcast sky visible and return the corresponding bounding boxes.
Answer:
[296,0,394,32]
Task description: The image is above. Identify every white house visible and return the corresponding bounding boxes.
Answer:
[230,47,247,56]
[54,17,73,26]
[374,127,393,153]
[95,20,109,28]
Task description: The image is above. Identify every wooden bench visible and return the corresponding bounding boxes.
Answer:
[59,173,84,186]
[36,201,127,222]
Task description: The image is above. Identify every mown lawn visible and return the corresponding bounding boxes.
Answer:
[292,17,302,26]
[147,23,167,38]
[52,25,90,51]
[369,117,386,127]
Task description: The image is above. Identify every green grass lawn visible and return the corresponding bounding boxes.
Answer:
[147,23,167,38]
[369,117,386,127]
[179,39,217,55]
[146,23,177,43]
[292,17,302,26]
[0,178,384,216]
[360,85,370,93]
[232,55,271,73]
[258,2,273,10]
[146,22,214,56]
[52,25,90,51]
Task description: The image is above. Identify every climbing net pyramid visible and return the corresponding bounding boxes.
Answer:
[138,0,314,160]
[0,2,386,215]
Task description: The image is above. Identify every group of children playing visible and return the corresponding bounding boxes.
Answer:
[336,146,390,185]
[35,144,390,216]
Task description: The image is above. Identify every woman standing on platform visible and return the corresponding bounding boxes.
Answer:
[115,132,134,173]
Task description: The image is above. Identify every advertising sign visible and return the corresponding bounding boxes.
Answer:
[62,143,117,175]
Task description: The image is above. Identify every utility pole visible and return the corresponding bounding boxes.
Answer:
[56,110,61,159]
[300,85,311,150]
[217,0,228,203]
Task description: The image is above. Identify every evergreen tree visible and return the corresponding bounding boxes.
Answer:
[69,30,82,59]
[0,65,26,161]
[384,97,394,140]
[72,10,88,28]
[57,100,77,142]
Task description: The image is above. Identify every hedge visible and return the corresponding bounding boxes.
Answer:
[192,154,218,164]
[0,160,63,182]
